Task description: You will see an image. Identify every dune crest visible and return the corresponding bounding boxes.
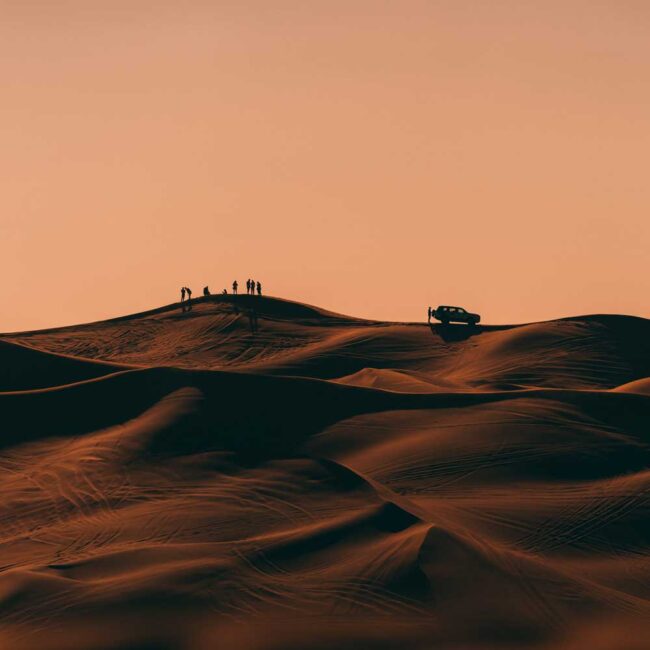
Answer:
[0,296,649,649]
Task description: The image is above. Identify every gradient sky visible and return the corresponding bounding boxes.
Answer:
[2,1,648,332]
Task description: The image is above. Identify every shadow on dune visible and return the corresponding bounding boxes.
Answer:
[0,339,127,391]
[429,323,484,343]
[0,298,649,649]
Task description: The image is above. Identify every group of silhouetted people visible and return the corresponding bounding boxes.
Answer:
[180,286,193,312]
[231,279,262,295]
[180,278,263,335]
[246,279,262,295]
[179,279,265,337]
[182,280,263,307]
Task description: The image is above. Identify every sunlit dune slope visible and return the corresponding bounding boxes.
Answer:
[0,296,649,649]
[612,376,650,396]
[5,294,649,390]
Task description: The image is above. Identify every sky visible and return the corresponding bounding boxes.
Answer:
[1,0,649,331]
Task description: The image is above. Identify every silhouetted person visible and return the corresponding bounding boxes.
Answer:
[256,281,262,296]
[428,306,432,323]
[233,280,238,294]
[186,287,192,310]
[181,287,186,311]
[246,279,251,294]
[222,289,227,294]
[203,286,210,297]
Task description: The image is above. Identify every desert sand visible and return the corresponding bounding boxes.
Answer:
[1,294,649,649]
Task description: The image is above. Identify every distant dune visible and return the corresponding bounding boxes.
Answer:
[1,295,649,649]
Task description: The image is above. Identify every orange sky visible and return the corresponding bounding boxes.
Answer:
[2,1,648,332]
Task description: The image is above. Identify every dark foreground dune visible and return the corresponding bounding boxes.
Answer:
[1,295,649,649]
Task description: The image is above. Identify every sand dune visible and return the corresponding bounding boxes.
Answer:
[0,295,648,649]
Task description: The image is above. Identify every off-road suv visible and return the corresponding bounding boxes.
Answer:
[433,305,480,326]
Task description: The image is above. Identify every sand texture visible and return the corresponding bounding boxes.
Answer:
[1,295,649,649]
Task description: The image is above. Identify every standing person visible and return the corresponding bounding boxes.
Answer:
[246,279,251,295]
[233,280,238,294]
[428,306,432,323]
[256,281,262,296]
[181,287,186,312]
[203,286,210,297]
[186,286,193,311]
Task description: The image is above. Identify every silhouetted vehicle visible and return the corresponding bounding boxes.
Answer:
[433,305,480,326]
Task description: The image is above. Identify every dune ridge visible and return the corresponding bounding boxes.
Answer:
[0,295,648,649]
